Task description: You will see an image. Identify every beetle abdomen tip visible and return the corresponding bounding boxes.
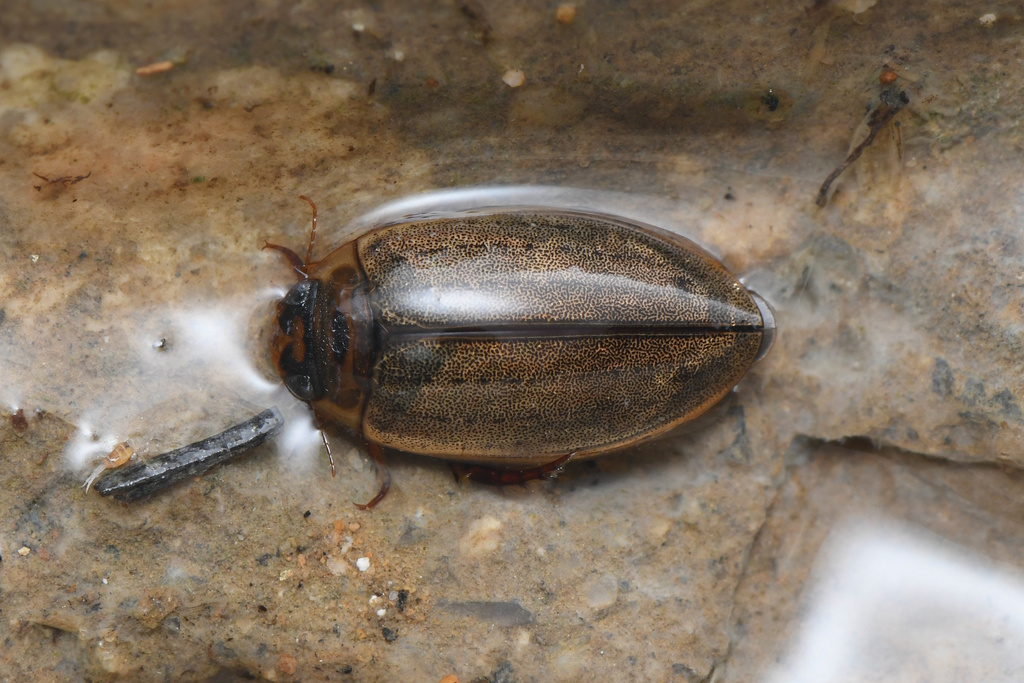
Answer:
[750,291,776,363]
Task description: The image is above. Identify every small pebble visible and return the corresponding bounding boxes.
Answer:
[326,555,349,576]
[459,516,503,558]
[376,608,386,617]
[979,13,997,27]
[645,517,671,544]
[515,629,531,649]
[356,557,370,572]
[277,652,297,675]
[555,4,577,24]
[18,546,30,556]
[502,69,526,88]
[348,522,360,532]
[584,573,619,610]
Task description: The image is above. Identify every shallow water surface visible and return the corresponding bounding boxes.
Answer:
[1,1,1022,681]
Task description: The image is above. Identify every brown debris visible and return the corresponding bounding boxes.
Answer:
[135,60,175,76]
[277,653,298,675]
[32,171,91,191]
[11,408,27,432]
[815,86,909,207]
[458,0,492,43]
[556,4,577,24]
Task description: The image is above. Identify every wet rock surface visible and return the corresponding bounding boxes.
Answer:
[1,1,1022,681]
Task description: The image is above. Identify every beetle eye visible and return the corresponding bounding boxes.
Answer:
[285,375,316,401]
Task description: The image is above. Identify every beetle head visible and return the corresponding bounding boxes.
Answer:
[270,279,327,402]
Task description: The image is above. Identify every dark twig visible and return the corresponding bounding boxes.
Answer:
[94,407,284,502]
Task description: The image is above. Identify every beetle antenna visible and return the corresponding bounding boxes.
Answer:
[320,429,336,477]
[298,195,318,272]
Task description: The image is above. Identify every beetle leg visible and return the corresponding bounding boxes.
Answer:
[457,452,575,487]
[354,443,392,510]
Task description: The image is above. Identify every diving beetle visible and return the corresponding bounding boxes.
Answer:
[266,197,776,508]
